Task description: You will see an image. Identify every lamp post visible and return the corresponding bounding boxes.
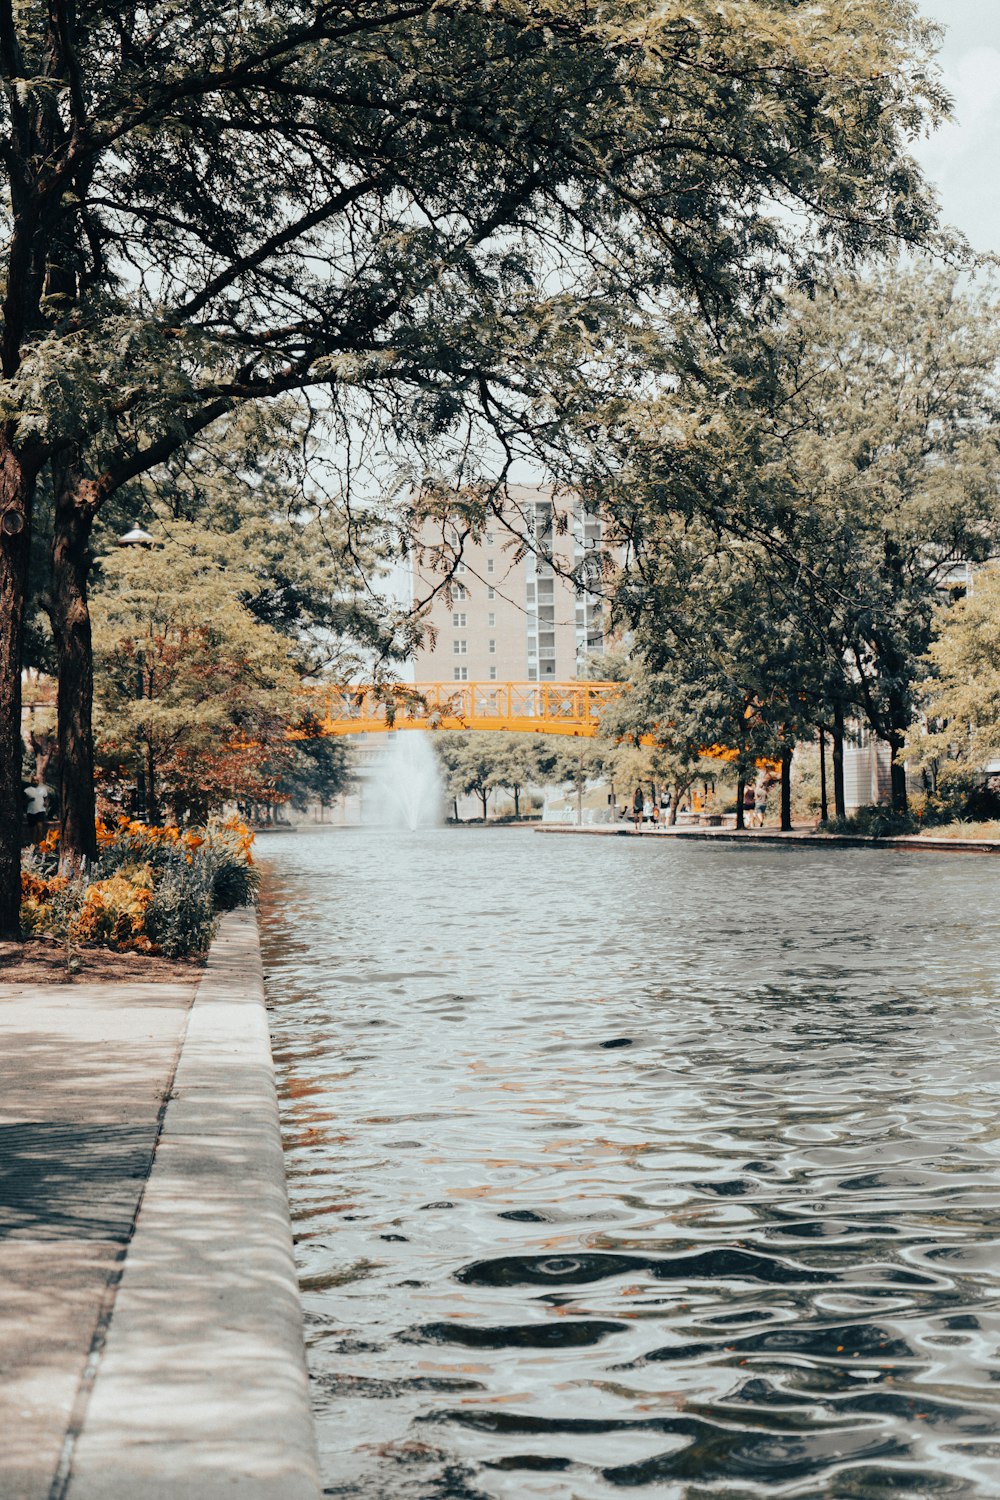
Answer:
[117,525,155,820]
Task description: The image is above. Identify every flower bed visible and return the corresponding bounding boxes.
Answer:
[21,818,259,958]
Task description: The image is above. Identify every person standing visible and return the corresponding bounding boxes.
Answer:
[23,779,50,845]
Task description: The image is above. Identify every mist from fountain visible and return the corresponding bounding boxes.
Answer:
[365,731,444,830]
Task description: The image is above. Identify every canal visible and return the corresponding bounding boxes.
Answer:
[260,827,1000,1498]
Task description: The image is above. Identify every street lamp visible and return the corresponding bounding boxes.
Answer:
[117,524,155,820]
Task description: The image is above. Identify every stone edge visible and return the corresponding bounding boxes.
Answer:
[62,908,323,1500]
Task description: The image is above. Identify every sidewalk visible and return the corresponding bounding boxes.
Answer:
[535,823,1000,853]
[0,911,321,1500]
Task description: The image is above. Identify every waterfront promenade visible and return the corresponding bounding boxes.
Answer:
[535,823,1000,854]
[0,913,321,1500]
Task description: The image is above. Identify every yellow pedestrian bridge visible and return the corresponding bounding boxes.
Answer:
[292,681,777,772]
[296,681,621,738]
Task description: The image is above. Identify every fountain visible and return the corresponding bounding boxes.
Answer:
[364,731,443,830]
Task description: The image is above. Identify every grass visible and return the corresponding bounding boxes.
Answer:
[916,819,1000,842]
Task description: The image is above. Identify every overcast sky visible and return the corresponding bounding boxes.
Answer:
[914,0,1000,253]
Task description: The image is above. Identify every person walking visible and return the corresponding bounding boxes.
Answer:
[753,778,769,828]
[632,785,645,833]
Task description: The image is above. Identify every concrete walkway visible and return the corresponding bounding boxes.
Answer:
[0,911,321,1500]
[535,824,1000,854]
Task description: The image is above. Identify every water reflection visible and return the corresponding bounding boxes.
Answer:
[259,828,1000,1498]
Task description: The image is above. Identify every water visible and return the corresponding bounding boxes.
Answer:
[259,827,1000,1498]
[365,732,443,830]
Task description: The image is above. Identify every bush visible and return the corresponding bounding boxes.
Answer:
[822,806,918,839]
[200,819,261,910]
[962,783,1000,822]
[144,860,218,958]
[22,817,257,956]
[20,864,76,936]
[69,870,153,950]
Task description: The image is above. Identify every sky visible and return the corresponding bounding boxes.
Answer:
[914,0,1000,254]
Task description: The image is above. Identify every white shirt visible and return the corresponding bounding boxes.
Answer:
[24,785,48,816]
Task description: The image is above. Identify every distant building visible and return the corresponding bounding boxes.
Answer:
[410,486,607,683]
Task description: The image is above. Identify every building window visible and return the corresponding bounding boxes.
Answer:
[455,562,467,574]
[454,584,468,600]
[489,666,497,681]
[486,558,494,574]
[488,612,495,627]
[452,639,467,655]
[453,666,468,681]
[452,612,467,627]
[488,639,496,654]
[485,531,494,545]
[487,587,495,599]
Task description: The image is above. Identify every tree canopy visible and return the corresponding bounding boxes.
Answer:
[909,568,1000,783]
[597,267,1000,813]
[91,523,297,824]
[0,0,954,930]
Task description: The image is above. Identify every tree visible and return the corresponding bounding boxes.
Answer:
[433,733,497,821]
[141,410,400,677]
[272,732,355,820]
[596,267,1000,816]
[907,567,1000,784]
[91,524,297,824]
[546,739,614,825]
[601,533,814,828]
[775,270,1000,811]
[480,733,548,819]
[0,0,947,931]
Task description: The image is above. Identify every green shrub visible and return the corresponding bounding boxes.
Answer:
[200,820,261,910]
[822,806,918,839]
[23,816,257,957]
[144,861,218,958]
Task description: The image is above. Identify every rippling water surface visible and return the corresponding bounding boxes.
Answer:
[259,827,1000,1499]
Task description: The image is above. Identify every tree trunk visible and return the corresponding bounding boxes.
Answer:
[780,744,793,832]
[832,702,847,819]
[146,739,159,826]
[735,771,746,831]
[0,444,36,938]
[668,784,679,825]
[818,726,829,824]
[52,485,98,873]
[887,728,908,814]
[28,728,55,785]
[513,786,520,818]
[479,787,488,821]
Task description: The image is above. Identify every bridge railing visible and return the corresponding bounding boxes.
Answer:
[294,681,623,738]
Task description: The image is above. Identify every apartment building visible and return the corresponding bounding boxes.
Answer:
[410,486,607,683]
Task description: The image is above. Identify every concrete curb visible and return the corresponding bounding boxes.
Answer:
[64,910,322,1500]
[533,825,1000,854]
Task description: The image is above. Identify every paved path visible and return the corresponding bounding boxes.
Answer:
[0,912,321,1500]
[535,824,1000,853]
